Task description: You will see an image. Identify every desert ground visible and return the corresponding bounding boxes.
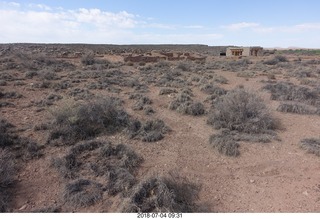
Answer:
[0,44,320,213]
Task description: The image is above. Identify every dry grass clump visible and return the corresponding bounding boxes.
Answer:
[106,167,136,196]
[159,88,177,95]
[52,140,143,198]
[119,173,199,213]
[263,55,288,65]
[169,90,205,116]
[277,102,316,114]
[263,82,319,106]
[98,143,143,172]
[67,88,94,100]
[32,206,61,213]
[200,84,227,95]
[130,94,153,111]
[0,91,23,99]
[177,61,192,71]
[127,119,171,142]
[209,133,240,157]
[0,119,15,149]
[0,150,15,212]
[63,179,103,207]
[208,88,277,134]
[48,97,129,145]
[207,88,277,156]
[300,138,320,156]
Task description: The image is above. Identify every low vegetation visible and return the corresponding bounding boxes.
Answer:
[263,82,319,106]
[48,97,129,145]
[209,132,240,157]
[127,119,171,142]
[63,179,103,207]
[0,150,15,212]
[208,88,277,134]
[276,102,316,115]
[300,138,320,156]
[169,90,205,116]
[2,44,320,212]
[119,173,199,213]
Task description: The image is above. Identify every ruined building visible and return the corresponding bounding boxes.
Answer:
[226,46,263,57]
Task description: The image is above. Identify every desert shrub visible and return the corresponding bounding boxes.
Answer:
[127,119,170,142]
[144,106,155,115]
[0,91,23,99]
[68,88,94,100]
[33,93,63,107]
[99,143,143,172]
[212,75,228,84]
[292,68,313,78]
[237,71,256,78]
[177,61,191,71]
[159,88,177,95]
[107,167,136,196]
[32,206,61,213]
[70,140,103,155]
[53,140,143,182]
[277,102,316,114]
[81,53,95,65]
[17,138,44,160]
[0,150,15,188]
[132,95,152,111]
[169,93,192,111]
[119,173,199,213]
[52,80,73,90]
[52,141,103,179]
[0,119,15,149]
[207,88,276,134]
[169,90,205,116]
[300,138,320,156]
[172,101,205,116]
[48,98,129,145]
[40,70,59,80]
[51,154,80,179]
[209,133,240,157]
[141,120,168,142]
[63,179,103,207]
[200,84,227,95]
[0,150,15,212]
[263,55,288,65]
[0,102,15,108]
[0,80,7,86]
[263,82,319,106]
[25,71,38,79]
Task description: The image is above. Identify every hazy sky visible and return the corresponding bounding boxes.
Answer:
[1,0,320,48]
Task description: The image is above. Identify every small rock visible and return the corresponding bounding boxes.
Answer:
[303,190,308,196]
[19,204,27,210]
[250,179,255,183]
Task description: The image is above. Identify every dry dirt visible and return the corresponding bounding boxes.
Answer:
[1,45,320,213]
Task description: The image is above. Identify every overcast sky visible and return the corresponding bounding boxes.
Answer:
[1,0,320,48]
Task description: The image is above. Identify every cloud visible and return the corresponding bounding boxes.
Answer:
[288,23,320,32]
[0,2,223,44]
[0,3,140,43]
[131,33,223,44]
[222,22,260,30]
[0,1,20,8]
[184,25,204,29]
[28,3,52,11]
